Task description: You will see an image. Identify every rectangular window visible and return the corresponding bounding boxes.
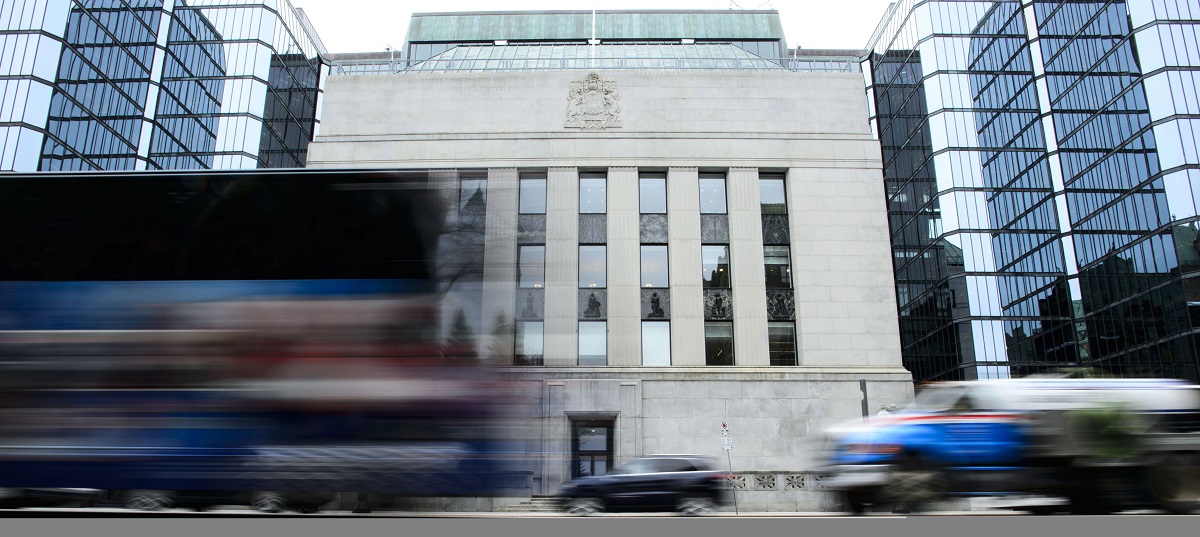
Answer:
[459,175,486,209]
[704,322,734,366]
[639,173,667,213]
[699,174,727,214]
[518,245,545,288]
[519,175,546,214]
[459,175,486,223]
[640,245,669,288]
[515,321,544,366]
[578,321,607,366]
[641,321,671,366]
[769,322,797,366]
[764,246,792,288]
[702,245,731,288]
[760,175,786,214]
[578,245,606,288]
[579,173,607,214]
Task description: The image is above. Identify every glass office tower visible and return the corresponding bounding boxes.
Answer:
[0,0,326,171]
[865,0,1200,383]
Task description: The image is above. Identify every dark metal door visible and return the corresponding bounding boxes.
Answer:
[571,420,613,479]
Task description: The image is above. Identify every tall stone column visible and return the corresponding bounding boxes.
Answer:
[668,167,704,366]
[482,168,519,364]
[544,167,579,366]
[607,167,640,366]
[727,167,769,366]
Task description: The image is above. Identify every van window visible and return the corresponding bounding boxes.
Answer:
[910,385,966,411]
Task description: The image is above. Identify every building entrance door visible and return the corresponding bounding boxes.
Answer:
[571,420,613,478]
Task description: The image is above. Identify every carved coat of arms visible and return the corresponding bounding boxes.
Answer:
[565,72,621,129]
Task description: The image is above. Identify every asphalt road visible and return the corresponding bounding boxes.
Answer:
[2,507,1200,537]
[2,510,1200,537]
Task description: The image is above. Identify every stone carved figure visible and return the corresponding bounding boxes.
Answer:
[584,293,602,318]
[565,73,621,130]
[768,292,793,320]
[522,294,538,319]
[711,294,728,318]
[648,292,665,318]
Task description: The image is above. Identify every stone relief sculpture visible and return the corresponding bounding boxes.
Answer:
[521,294,538,318]
[648,292,665,318]
[711,294,728,318]
[565,72,621,129]
[767,289,795,320]
[584,293,602,318]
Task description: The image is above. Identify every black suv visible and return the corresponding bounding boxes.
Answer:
[556,455,729,515]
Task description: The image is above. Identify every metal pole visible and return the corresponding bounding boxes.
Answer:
[860,379,869,420]
[726,449,739,515]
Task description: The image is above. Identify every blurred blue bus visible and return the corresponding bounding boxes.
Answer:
[0,170,517,512]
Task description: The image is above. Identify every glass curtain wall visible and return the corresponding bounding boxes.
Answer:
[864,0,1200,383]
[0,0,326,172]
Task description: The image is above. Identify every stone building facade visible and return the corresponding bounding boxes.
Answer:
[309,10,912,511]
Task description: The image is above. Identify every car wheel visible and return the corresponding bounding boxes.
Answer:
[253,492,287,514]
[1146,454,1200,515]
[676,497,715,516]
[294,503,322,514]
[125,490,173,511]
[842,490,871,515]
[564,497,604,516]
[881,456,946,513]
[1066,487,1116,515]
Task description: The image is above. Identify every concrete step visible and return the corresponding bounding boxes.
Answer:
[496,496,561,512]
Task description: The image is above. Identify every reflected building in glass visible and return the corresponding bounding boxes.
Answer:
[865,0,1200,382]
[0,0,326,171]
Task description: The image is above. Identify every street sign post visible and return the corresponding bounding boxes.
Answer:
[720,422,738,515]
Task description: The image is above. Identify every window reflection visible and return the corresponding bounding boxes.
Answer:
[579,245,607,288]
[578,321,607,366]
[699,175,727,214]
[702,245,731,288]
[459,176,487,214]
[764,246,791,288]
[760,176,786,214]
[641,321,671,366]
[768,322,797,366]
[705,322,734,366]
[519,177,547,214]
[518,245,545,288]
[640,174,667,213]
[515,321,544,366]
[580,175,606,214]
[9,1,325,171]
[641,245,669,288]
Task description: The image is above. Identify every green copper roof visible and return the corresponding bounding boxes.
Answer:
[407,10,785,43]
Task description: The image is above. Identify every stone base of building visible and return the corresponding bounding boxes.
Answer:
[334,492,975,513]
[498,367,915,498]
